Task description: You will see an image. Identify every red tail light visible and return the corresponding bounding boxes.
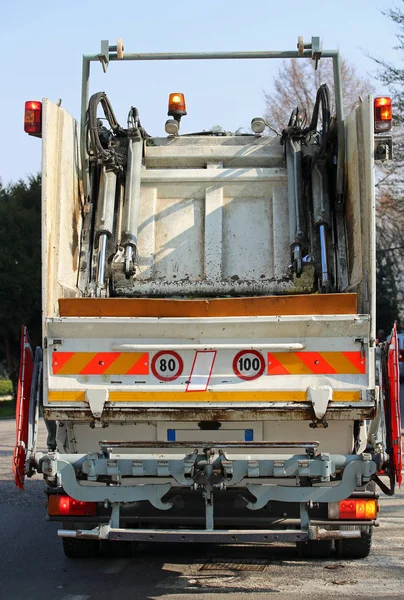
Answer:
[328,498,378,520]
[24,101,42,136]
[374,97,392,132]
[48,495,97,517]
[399,351,403,363]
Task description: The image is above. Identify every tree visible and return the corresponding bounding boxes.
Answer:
[264,57,375,131]
[264,54,401,331]
[0,175,42,395]
[371,3,404,330]
[372,3,404,121]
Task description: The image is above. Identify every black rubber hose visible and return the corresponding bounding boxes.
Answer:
[309,84,331,149]
[87,92,125,165]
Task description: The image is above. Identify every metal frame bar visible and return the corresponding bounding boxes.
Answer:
[57,526,362,542]
[38,451,376,504]
[80,42,345,201]
[98,440,319,450]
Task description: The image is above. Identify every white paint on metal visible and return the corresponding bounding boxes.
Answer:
[306,385,333,420]
[44,310,371,417]
[204,185,223,280]
[128,135,312,296]
[345,96,375,340]
[186,351,216,392]
[41,99,82,321]
[85,388,108,419]
[141,167,286,183]
[136,187,157,279]
[144,136,285,168]
[111,343,305,351]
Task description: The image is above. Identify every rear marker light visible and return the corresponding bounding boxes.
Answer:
[48,495,97,517]
[24,100,42,136]
[374,97,392,132]
[328,498,377,520]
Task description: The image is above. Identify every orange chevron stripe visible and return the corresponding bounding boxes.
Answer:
[295,352,337,375]
[52,352,149,375]
[267,352,366,375]
[52,352,75,374]
[267,353,290,375]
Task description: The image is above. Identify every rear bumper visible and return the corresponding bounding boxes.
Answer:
[43,405,376,422]
[57,525,368,543]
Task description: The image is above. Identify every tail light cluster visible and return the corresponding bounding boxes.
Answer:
[374,97,392,133]
[48,494,97,517]
[24,101,42,136]
[328,498,378,520]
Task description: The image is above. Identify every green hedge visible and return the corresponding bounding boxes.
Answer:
[0,380,13,395]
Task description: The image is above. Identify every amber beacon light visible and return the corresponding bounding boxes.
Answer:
[24,101,42,136]
[168,93,187,117]
[374,97,392,132]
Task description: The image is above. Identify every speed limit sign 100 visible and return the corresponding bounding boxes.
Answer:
[233,350,265,381]
[151,351,184,381]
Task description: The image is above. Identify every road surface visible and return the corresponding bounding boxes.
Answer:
[0,388,403,600]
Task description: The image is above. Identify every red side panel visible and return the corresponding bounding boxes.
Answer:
[13,326,34,490]
[387,324,402,487]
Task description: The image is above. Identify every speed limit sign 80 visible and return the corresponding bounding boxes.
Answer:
[233,350,265,381]
[151,351,184,381]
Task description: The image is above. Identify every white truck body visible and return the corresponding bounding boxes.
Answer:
[19,39,399,557]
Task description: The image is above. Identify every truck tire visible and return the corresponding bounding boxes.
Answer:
[62,538,99,558]
[296,540,333,559]
[335,531,372,559]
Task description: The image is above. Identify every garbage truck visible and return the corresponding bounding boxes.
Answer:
[14,37,401,559]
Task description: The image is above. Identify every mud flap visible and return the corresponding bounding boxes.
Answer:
[13,326,42,490]
[381,323,402,489]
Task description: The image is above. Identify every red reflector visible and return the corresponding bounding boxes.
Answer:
[374,97,392,132]
[24,101,42,135]
[48,495,97,517]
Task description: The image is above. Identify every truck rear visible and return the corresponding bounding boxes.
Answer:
[15,37,401,559]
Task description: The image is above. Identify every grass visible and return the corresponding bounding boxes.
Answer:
[0,399,14,418]
[0,380,15,418]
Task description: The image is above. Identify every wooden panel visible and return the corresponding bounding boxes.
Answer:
[59,293,357,318]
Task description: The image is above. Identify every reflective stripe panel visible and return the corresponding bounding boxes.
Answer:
[52,352,149,375]
[267,352,366,375]
[47,390,361,403]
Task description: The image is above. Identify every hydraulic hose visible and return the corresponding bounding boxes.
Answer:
[309,83,331,152]
[87,91,126,168]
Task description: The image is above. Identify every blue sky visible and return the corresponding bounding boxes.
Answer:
[0,0,400,183]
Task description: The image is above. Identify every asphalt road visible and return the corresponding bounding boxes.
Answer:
[1,389,404,600]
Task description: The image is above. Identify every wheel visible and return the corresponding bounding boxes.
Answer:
[297,36,304,56]
[297,539,333,559]
[117,38,124,59]
[62,537,99,558]
[335,531,372,559]
[100,540,134,558]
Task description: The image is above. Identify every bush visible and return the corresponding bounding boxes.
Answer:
[0,379,13,395]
